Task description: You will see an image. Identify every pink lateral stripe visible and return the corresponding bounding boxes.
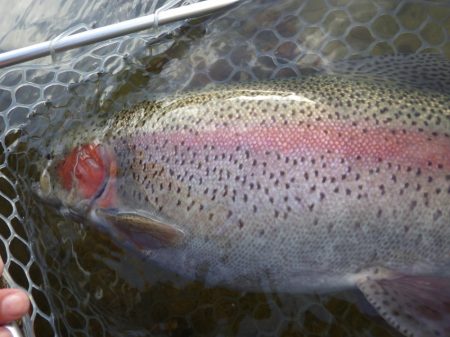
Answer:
[139,122,450,169]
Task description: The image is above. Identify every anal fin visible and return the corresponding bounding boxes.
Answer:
[356,267,450,337]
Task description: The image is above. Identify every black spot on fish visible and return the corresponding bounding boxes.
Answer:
[433,210,443,221]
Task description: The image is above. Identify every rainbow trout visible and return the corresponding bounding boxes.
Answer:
[38,72,450,337]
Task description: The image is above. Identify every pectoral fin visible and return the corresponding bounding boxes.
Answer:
[356,268,450,337]
[93,208,184,249]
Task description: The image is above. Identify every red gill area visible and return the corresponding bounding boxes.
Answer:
[144,122,450,170]
[57,144,117,208]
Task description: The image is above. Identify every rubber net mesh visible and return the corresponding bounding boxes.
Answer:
[0,0,449,336]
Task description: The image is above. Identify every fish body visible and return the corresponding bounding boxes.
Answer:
[106,76,450,287]
[40,74,450,336]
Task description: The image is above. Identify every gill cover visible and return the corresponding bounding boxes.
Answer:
[57,143,117,208]
[56,144,183,250]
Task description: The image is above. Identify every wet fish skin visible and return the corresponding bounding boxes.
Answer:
[43,74,450,337]
[102,76,450,284]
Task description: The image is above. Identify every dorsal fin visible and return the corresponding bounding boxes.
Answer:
[328,54,450,94]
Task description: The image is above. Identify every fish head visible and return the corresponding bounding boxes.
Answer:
[37,142,117,215]
[36,142,183,251]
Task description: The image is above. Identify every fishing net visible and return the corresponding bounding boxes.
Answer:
[0,0,449,336]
